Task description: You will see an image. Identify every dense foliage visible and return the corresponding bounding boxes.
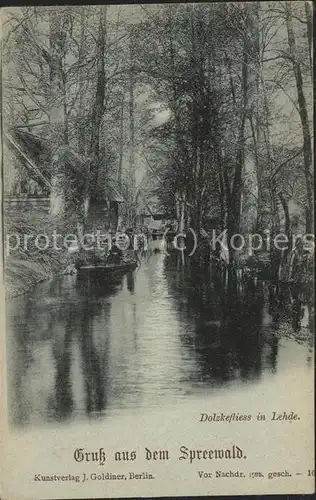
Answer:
[2,3,313,262]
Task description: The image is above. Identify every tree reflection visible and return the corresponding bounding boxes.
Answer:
[79,302,107,415]
[52,315,74,420]
[164,255,280,386]
[48,273,118,421]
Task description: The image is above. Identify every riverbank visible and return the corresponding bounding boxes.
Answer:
[4,211,81,299]
[4,255,70,299]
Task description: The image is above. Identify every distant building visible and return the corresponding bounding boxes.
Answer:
[137,194,175,230]
[86,185,125,234]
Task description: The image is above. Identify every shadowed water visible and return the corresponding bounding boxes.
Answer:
[6,252,314,427]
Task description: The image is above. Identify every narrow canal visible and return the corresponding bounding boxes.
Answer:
[6,251,314,428]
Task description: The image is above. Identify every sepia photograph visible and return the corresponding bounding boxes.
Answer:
[0,2,314,498]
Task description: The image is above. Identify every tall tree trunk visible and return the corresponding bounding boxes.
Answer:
[128,37,136,227]
[249,3,265,234]
[231,113,246,235]
[49,7,69,216]
[260,40,280,243]
[176,190,186,266]
[78,6,86,157]
[218,169,225,232]
[87,5,107,217]
[118,93,124,190]
[167,4,189,231]
[304,1,313,81]
[227,18,248,264]
[285,1,313,233]
[279,192,291,243]
[250,116,264,233]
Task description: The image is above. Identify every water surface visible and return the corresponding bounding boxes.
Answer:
[6,252,314,427]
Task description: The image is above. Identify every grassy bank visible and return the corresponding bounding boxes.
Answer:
[4,210,79,299]
[4,256,69,299]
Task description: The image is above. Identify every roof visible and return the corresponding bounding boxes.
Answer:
[10,129,50,161]
[148,219,164,230]
[136,193,163,216]
[5,131,52,190]
[6,131,87,191]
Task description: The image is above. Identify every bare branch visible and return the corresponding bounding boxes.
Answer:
[270,148,304,181]
[18,73,49,117]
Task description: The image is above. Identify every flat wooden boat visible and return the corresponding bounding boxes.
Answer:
[76,261,138,275]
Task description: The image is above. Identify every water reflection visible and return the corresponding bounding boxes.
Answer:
[6,252,314,427]
[164,256,271,385]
